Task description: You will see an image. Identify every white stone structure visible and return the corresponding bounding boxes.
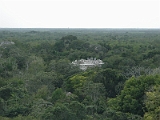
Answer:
[0,41,15,46]
[72,58,104,70]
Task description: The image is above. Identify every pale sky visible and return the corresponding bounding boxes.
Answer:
[0,0,160,28]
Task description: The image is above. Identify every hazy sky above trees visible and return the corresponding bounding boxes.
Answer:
[0,0,160,28]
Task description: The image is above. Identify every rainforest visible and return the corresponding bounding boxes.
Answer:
[0,28,160,120]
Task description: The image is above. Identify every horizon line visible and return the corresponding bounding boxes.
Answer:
[0,27,160,29]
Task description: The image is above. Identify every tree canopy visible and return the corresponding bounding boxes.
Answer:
[0,28,160,119]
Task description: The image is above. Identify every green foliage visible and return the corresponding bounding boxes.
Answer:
[66,70,97,92]
[68,101,86,120]
[25,71,56,93]
[29,98,52,119]
[27,55,45,74]
[42,103,74,120]
[144,85,160,120]
[61,35,77,41]
[69,74,87,91]
[0,57,17,78]
[35,85,49,100]
[108,75,160,116]
[0,116,38,120]
[0,29,160,119]
[102,108,142,120]
[51,88,65,103]
[69,40,89,50]
[94,68,126,97]
[82,81,105,103]
[0,78,31,117]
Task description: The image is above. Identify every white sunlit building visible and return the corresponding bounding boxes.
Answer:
[72,58,104,70]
